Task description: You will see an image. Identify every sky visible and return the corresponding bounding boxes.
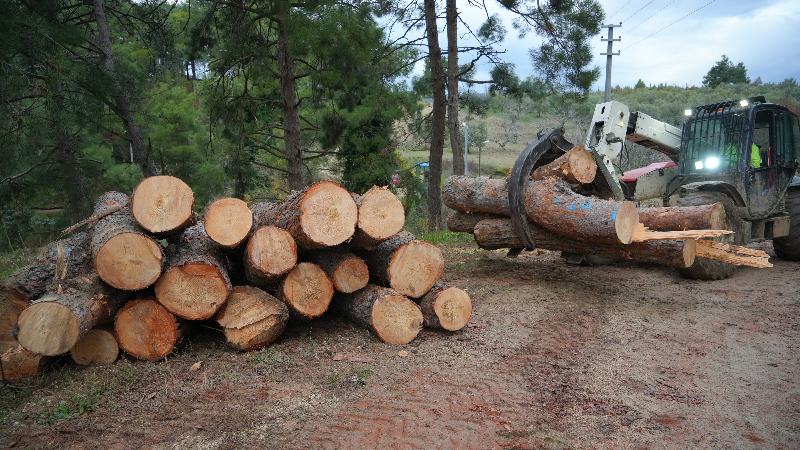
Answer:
[411,0,800,91]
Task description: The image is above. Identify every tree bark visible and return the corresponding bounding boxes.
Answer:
[278,262,334,320]
[334,285,423,345]
[638,204,725,232]
[418,281,472,331]
[204,198,254,249]
[215,286,289,351]
[244,225,298,285]
[446,0,464,176]
[305,248,369,294]
[424,0,446,231]
[446,211,504,233]
[371,231,445,298]
[277,18,305,190]
[115,298,185,362]
[70,328,119,365]
[531,146,596,184]
[349,186,405,250]
[130,175,195,238]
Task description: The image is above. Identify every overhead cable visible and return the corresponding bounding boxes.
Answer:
[624,0,677,36]
[621,0,717,51]
[621,0,656,24]
[607,0,634,20]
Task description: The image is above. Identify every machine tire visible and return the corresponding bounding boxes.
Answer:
[773,188,800,261]
[675,190,742,280]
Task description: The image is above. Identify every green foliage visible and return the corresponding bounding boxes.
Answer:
[635,79,646,89]
[703,55,750,88]
[36,394,98,426]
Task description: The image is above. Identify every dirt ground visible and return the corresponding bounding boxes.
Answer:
[1,241,798,450]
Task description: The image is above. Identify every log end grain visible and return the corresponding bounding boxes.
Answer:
[115,299,181,362]
[2,344,50,381]
[245,226,297,282]
[614,202,640,245]
[280,262,334,319]
[299,181,358,247]
[565,146,597,184]
[216,286,289,351]
[683,238,697,268]
[387,240,445,298]
[131,175,194,235]
[17,302,79,356]
[420,284,472,331]
[70,329,119,365]
[357,187,405,240]
[205,198,254,248]
[371,294,423,345]
[332,256,369,293]
[94,232,162,290]
[155,262,230,320]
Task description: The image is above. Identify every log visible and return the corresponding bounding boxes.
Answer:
[278,262,334,319]
[257,180,358,248]
[446,211,504,234]
[632,223,732,242]
[531,146,596,184]
[335,285,423,344]
[16,274,133,356]
[372,231,446,298]
[115,298,184,362]
[305,248,369,293]
[130,175,195,237]
[473,217,696,269]
[1,344,50,382]
[417,282,472,331]
[442,176,512,216]
[155,222,232,320]
[244,226,297,284]
[70,328,119,365]
[215,286,289,351]
[204,198,254,249]
[0,290,28,352]
[349,186,405,250]
[638,204,726,232]
[89,192,163,290]
[695,240,772,268]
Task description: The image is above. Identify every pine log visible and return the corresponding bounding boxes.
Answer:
[473,217,696,269]
[89,192,163,290]
[446,211,504,234]
[638,204,726,232]
[349,186,405,250]
[155,222,232,320]
[1,291,27,352]
[130,175,195,237]
[16,274,133,356]
[335,285,423,345]
[257,181,358,248]
[1,344,51,382]
[278,262,334,319]
[417,281,472,331]
[244,226,298,284]
[531,146,596,184]
[70,328,119,365]
[215,286,289,351]
[305,248,369,293]
[250,201,280,228]
[115,298,184,362]
[372,231,446,298]
[442,176,512,215]
[204,198,254,249]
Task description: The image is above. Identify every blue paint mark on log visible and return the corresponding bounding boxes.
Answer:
[612,204,621,221]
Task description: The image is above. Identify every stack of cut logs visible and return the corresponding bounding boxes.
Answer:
[1,177,473,381]
[444,146,772,269]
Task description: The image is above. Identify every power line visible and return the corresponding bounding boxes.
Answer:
[621,0,656,24]
[624,0,676,36]
[607,0,634,20]
[621,0,717,51]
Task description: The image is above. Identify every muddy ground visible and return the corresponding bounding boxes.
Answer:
[1,241,798,449]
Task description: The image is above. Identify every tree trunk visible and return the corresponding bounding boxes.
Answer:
[204,198,254,249]
[94,0,157,177]
[215,286,289,351]
[446,211,504,233]
[424,0,446,231]
[277,19,305,190]
[70,328,119,365]
[305,249,369,294]
[446,0,464,176]
[349,186,405,250]
[278,262,334,320]
[130,175,195,238]
[443,176,513,215]
[638,204,725,232]
[90,191,163,290]
[531,146,596,184]
[371,231,445,298]
[16,273,133,356]
[154,222,232,320]
[115,298,185,362]
[334,285,423,345]
[472,217,696,268]
[244,225,298,285]
[418,281,472,331]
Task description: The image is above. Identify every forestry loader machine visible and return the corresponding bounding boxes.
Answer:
[509,96,800,279]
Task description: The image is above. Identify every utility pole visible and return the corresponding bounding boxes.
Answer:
[601,23,621,102]
[463,122,469,176]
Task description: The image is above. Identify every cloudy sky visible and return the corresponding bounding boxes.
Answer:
[418,0,800,91]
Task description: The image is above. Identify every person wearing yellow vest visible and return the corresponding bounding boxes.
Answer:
[725,133,762,169]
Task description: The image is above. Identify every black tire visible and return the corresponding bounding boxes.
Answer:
[773,188,800,260]
[675,189,742,280]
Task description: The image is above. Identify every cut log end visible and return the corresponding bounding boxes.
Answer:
[428,286,472,331]
[281,262,334,319]
[2,345,50,381]
[614,202,640,245]
[95,232,162,290]
[387,240,445,298]
[371,294,423,345]
[71,329,119,365]
[155,262,230,320]
[205,198,254,248]
[17,302,79,356]
[115,299,182,362]
[300,181,358,247]
[332,257,369,293]
[245,226,297,282]
[357,187,405,240]
[131,175,194,235]
[216,286,289,351]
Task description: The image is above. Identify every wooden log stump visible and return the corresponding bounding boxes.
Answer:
[115,298,184,362]
[305,249,369,293]
[531,146,597,184]
[278,262,334,320]
[89,192,163,290]
[335,285,423,344]
[16,274,133,356]
[372,231,445,298]
[215,286,289,351]
[155,222,232,320]
[473,217,696,268]
[130,175,194,237]
[244,226,297,285]
[204,198,254,249]
[446,211,504,234]
[418,282,472,331]
[638,204,725,232]
[349,186,405,250]
[70,328,119,365]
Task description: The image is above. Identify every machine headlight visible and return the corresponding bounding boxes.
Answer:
[685,109,692,116]
[740,99,748,107]
[695,161,704,170]
[705,157,720,169]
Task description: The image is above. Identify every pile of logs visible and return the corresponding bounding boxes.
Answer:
[444,146,772,269]
[1,177,472,381]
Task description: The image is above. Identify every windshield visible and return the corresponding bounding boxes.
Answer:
[683,113,748,174]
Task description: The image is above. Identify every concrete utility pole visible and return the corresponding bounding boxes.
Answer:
[601,23,621,102]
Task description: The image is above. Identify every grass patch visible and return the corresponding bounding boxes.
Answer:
[419,229,473,245]
[36,394,98,426]
[0,247,38,280]
[251,349,285,366]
